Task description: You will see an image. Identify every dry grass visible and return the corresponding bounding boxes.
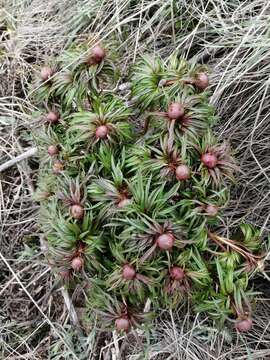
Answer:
[1,0,270,359]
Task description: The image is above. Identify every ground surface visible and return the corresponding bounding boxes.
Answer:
[1,1,270,359]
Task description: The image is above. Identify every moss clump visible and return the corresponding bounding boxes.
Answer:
[31,40,266,333]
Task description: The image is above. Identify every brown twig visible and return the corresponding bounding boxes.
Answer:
[208,231,265,264]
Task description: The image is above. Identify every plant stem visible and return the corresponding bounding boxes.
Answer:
[0,147,37,173]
